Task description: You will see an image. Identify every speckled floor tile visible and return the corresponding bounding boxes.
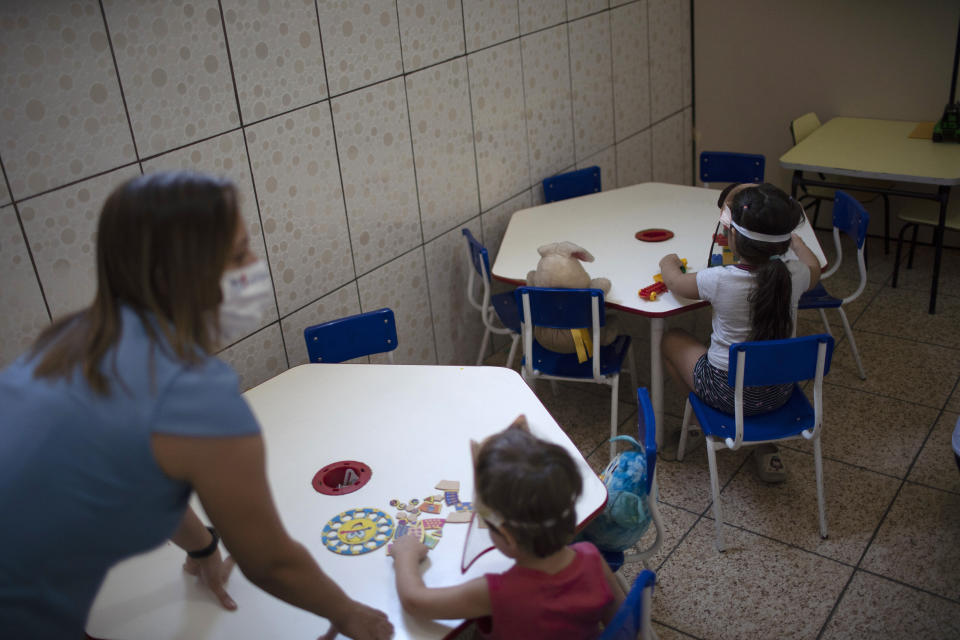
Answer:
[861,482,960,600]
[650,622,699,640]
[653,519,852,640]
[821,570,960,640]
[781,383,939,478]
[908,412,960,494]
[718,447,900,564]
[855,286,960,349]
[530,381,633,457]
[948,385,960,413]
[653,444,752,515]
[822,331,960,410]
[613,501,699,574]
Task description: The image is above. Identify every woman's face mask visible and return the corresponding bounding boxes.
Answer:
[218,259,273,346]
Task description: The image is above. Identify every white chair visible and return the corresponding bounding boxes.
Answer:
[678,334,835,551]
[515,286,637,460]
[462,229,520,367]
[798,191,869,380]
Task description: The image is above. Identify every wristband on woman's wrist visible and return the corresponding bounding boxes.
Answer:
[187,526,220,559]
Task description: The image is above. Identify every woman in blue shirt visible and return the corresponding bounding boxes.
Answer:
[0,172,393,640]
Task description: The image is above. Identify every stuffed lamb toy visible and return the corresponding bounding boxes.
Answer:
[524,242,619,354]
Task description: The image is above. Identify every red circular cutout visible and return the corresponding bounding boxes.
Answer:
[635,228,674,242]
[313,461,371,496]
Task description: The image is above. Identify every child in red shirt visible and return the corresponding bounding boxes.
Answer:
[392,418,625,638]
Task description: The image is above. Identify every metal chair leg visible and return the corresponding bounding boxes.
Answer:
[837,308,866,380]
[907,223,919,269]
[677,399,693,462]
[504,335,520,369]
[881,193,891,254]
[706,442,725,552]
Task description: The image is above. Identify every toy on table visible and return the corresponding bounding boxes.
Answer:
[638,281,668,301]
[322,507,394,555]
[640,258,687,300]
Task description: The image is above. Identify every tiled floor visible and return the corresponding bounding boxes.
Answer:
[483,230,960,639]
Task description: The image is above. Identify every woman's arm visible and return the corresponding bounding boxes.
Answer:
[790,233,821,291]
[658,253,700,300]
[152,433,393,640]
[391,535,491,620]
[170,506,237,610]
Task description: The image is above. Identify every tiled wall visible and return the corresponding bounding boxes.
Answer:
[0,0,693,390]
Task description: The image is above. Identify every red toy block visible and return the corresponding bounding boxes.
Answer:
[714,233,728,247]
[638,281,668,301]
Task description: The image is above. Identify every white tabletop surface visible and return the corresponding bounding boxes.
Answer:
[779,117,960,186]
[492,182,827,317]
[86,364,606,640]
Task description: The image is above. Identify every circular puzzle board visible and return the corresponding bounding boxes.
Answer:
[322,507,395,555]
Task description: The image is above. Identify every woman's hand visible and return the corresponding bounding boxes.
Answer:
[390,535,429,564]
[325,600,394,640]
[183,550,237,610]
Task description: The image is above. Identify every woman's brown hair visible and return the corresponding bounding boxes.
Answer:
[475,425,583,558]
[29,171,240,395]
[729,183,805,342]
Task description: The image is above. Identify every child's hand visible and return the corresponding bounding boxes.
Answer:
[659,253,683,272]
[391,534,429,563]
[790,233,806,251]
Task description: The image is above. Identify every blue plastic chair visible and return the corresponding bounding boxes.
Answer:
[699,151,765,186]
[798,191,869,380]
[462,229,521,367]
[542,165,601,203]
[677,334,835,551]
[303,308,398,364]
[598,570,656,640]
[514,287,636,459]
[588,388,664,575]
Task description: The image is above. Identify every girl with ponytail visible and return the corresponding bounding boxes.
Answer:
[658,183,820,482]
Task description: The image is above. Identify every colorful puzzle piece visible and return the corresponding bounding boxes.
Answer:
[444,491,459,505]
[435,480,460,492]
[419,501,441,514]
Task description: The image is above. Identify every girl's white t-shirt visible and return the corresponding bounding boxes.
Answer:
[695,261,811,371]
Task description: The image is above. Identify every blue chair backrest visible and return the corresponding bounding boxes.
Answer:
[461,228,492,282]
[699,151,765,184]
[580,388,658,552]
[727,334,834,388]
[514,287,606,329]
[598,569,656,640]
[304,308,398,363]
[542,166,601,203]
[832,190,870,250]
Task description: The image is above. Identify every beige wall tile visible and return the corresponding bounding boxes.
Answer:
[357,249,436,364]
[316,0,402,95]
[332,78,421,275]
[217,322,287,392]
[0,205,50,367]
[0,1,135,199]
[611,0,650,140]
[570,12,614,160]
[280,281,362,366]
[103,0,239,156]
[222,0,328,123]
[521,25,574,184]
[245,104,353,315]
[518,0,565,34]
[468,40,530,211]
[463,0,519,52]
[406,59,479,242]
[397,0,465,72]
[17,165,140,320]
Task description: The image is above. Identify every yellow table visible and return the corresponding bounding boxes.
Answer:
[780,117,960,313]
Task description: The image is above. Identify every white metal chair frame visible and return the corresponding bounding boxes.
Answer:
[812,225,867,379]
[464,241,519,368]
[677,338,831,552]
[518,290,637,460]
